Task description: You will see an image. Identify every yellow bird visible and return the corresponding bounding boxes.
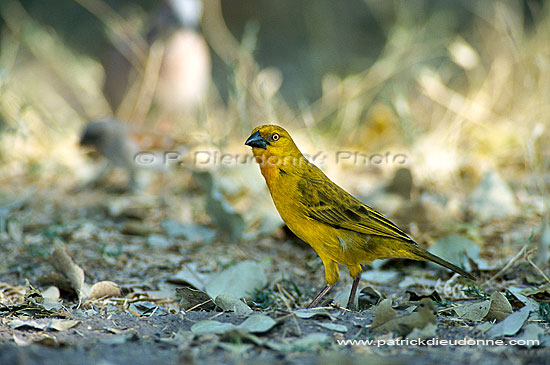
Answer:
[245,125,474,309]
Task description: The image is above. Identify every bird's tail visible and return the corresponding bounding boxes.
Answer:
[409,246,475,280]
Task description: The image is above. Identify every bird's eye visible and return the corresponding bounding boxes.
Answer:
[272,133,280,141]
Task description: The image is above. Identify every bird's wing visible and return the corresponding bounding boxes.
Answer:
[297,167,414,243]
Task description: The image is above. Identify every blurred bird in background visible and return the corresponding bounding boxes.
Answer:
[79,118,188,191]
[101,0,211,127]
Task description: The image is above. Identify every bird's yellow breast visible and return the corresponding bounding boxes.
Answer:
[261,164,374,267]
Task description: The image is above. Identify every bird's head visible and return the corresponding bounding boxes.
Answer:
[245,125,305,168]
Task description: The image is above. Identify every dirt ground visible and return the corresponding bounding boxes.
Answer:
[1,311,549,365]
[0,174,549,364]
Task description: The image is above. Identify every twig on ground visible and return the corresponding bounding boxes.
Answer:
[485,245,527,283]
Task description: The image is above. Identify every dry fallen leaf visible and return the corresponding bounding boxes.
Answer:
[204,261,268,300]
[42,286,60,300]
[453,292,513,322]
[89,281,122,300]
[168,263,209,290]
[215,293,253,315]
[8,319,79,332]
[237,314,277,333]
[9,319,47,330]
[371,299,396,328]
[293,309,335,320]
[42,286,62,310]
[372,298,437,337]
[486,304,533,339]
[485,292,513,321]
[453,300,491,321]
[50,240,85,299]
[49,319,80,331]
[34,335,61,347]
[24,280,43,305]
[176,287,215,311]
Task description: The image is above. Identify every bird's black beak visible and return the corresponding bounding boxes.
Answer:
[245,131,268,149]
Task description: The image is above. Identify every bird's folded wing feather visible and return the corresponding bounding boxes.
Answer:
[297,170,415,243]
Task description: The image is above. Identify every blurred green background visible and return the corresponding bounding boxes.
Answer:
[0,0,548,193]
[3,0,541,102]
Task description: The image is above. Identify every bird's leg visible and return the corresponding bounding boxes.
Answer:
[307,285,333,308]
[347,273,362,309]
